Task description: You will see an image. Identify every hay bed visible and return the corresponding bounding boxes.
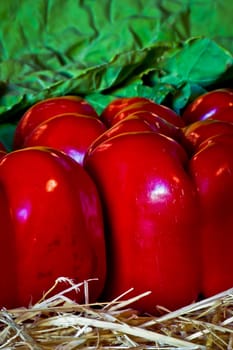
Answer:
[1,278,233,350]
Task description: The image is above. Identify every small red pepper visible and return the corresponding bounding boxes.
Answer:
[14,96,99,149]
[22,113,107,166]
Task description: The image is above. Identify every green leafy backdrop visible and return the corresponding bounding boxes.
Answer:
[0,0,233,148]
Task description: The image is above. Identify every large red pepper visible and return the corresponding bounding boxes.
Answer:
[0,147,106,308]
[85,132,202,313]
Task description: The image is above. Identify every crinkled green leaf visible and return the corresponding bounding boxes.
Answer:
[159,38,233,86]
[146,38,233,112]
[0,0,232,124]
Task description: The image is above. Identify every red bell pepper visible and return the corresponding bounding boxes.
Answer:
[85,131,202,313]
[0,147,106,308]
[91,112,182,152]
[100,97,184,127]
[22,113,107,166]
[182,88,233,125]
[14,96,99,149]
[189,133,233,297]
[181,119,233,154]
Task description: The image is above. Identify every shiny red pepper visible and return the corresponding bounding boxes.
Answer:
[0,147,106,308]
[189,134,233,298]
[22,113,107,166]
[85,132,202,313]
[13,96,99,149]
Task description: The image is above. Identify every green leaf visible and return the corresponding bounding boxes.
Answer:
[160,38,233,86]
[0,0,232,122]
[145,38,233,112]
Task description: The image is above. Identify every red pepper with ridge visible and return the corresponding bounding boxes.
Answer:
[13,96,99,149]
[22,113,107,166]
[85,131,202,312]
[0,146,106,308]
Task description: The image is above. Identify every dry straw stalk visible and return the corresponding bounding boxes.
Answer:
[1,278,233,349]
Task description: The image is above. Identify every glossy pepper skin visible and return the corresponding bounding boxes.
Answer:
[84,132,201,313]
[22,113,107,166]
[100,97,184,127]
[182,89,233,125]
[0,147,106,308]
[13,96,99,149]
[189,134,233,297]
[96,112,181,149]
[181,119,233,154]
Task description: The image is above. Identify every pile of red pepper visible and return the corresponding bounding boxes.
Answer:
[0,89,233,314]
